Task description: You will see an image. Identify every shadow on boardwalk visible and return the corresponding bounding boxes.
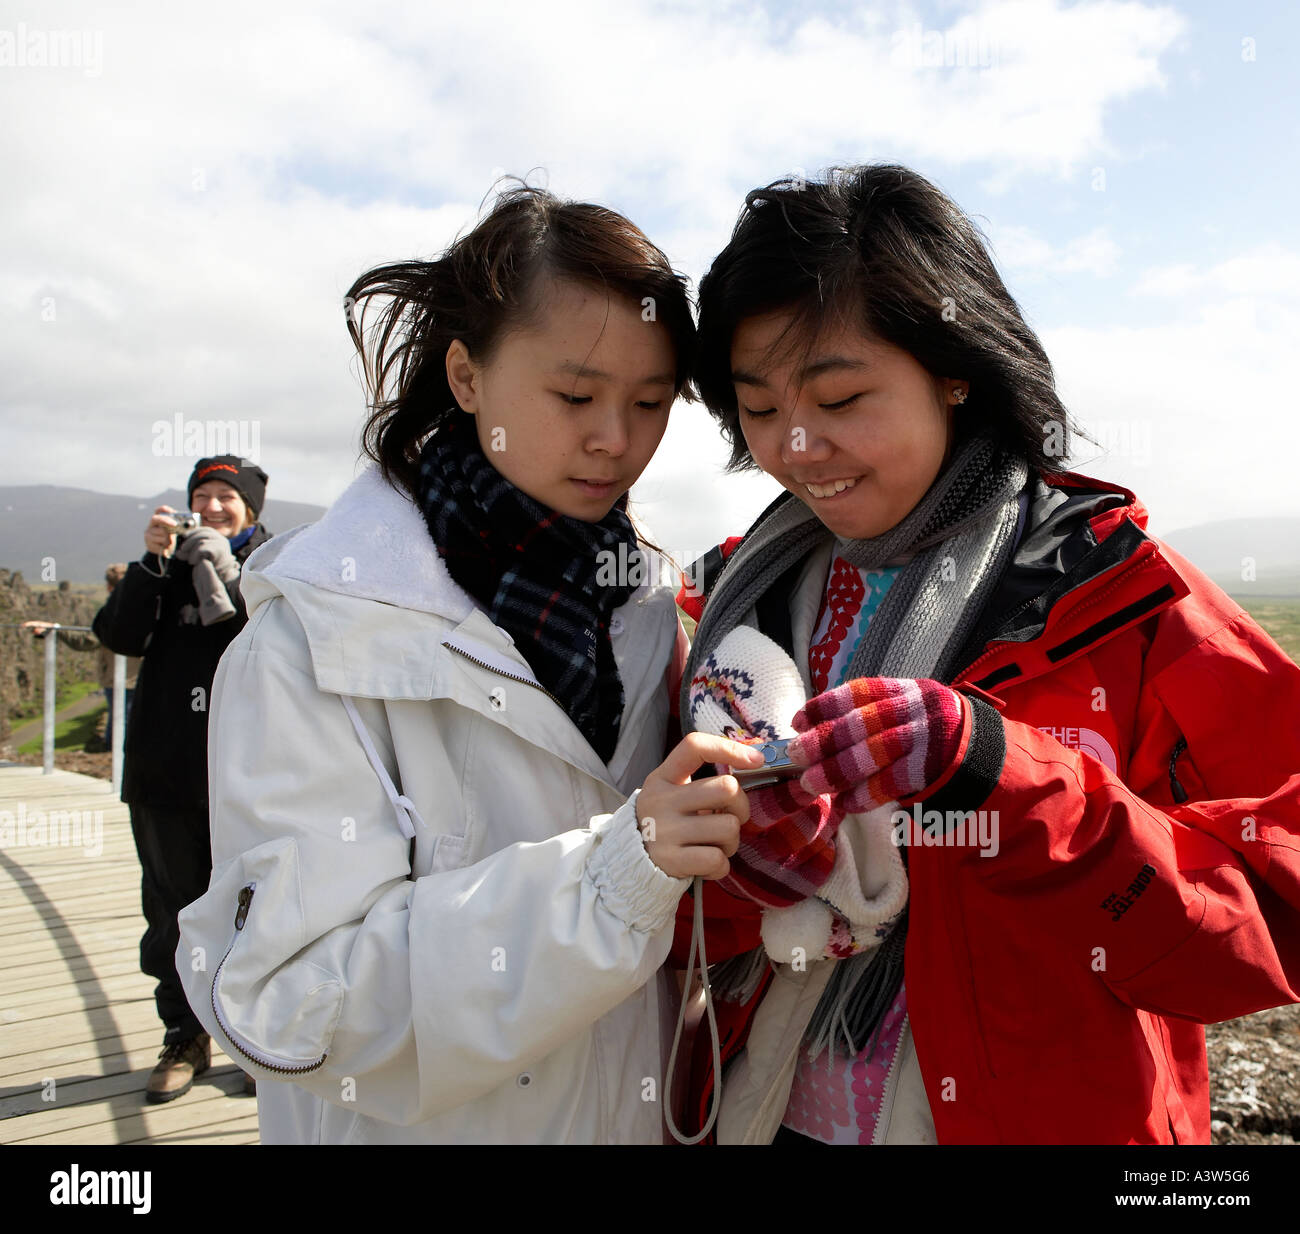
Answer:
[0,764,258,1144]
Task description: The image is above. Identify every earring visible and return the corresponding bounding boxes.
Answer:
[952,387,967,405]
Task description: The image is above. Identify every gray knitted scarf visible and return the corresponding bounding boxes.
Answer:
[682,431,1031,1061]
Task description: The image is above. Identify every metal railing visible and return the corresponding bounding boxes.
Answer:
[1,623,127,792]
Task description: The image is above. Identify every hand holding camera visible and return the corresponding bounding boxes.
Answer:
[730,737,802,789]
[636,732,765,881]
[143,506,199,558]
[686,627,846,906]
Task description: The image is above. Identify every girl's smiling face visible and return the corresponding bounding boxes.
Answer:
[446,277,676,522]
[731,308,966,541]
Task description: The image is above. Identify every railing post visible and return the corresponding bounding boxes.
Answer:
[112,653,126,794]
[43,625,57,774]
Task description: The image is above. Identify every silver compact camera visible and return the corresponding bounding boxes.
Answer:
[168,511,202,535]
[731,738,802,790]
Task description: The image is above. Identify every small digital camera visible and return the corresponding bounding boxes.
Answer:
[168,511,202,535]
[731,738,802,790]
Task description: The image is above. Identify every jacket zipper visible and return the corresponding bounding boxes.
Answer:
[441,641,566,710]
[442,638,660,765]
[957,550,1163,690]
[1168,736,1189,804]
[871,1014,910,1145]
[758,988,912,1145]
[210,883,329,1076]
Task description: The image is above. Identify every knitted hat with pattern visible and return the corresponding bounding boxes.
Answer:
[688,626,843,907]
[688,624,805,750]
[687,626,907,965]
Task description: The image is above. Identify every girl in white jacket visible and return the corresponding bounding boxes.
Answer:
[175,185,764,1143]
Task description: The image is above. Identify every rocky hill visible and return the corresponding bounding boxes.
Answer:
[0,570,103,741]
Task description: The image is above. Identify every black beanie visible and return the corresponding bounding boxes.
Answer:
[187,456,269,520]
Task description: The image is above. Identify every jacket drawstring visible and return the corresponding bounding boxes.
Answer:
[341,695,425,841]
[345,688,716,1138]
[663,876,722,1144]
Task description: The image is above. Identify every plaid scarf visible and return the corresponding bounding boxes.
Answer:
[413,411,642,763]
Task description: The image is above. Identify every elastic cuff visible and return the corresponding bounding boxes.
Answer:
[587,789,691,933]
[909,694,1007,815]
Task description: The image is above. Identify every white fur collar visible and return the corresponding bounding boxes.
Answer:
[244,463,476,623]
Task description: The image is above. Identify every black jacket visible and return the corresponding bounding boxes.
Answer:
[93,524,272,807]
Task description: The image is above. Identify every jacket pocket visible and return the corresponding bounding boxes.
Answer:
[426,832,467,874]
[180,836,342,1075]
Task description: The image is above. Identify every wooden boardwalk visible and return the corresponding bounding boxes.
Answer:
[0,764,259,1144]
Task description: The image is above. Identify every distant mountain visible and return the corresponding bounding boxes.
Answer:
[2,485,1297,598]
[1160,517,1300,598]
[0,485,328,584]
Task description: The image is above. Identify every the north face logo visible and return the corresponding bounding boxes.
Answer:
[1038,726,1118,772]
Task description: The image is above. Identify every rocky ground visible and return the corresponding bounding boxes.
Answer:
[1206,1004,1300,1143]
[0,569,105,742]
[4,746,114,779]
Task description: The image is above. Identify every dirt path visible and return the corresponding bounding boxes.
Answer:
[5,690,104,750]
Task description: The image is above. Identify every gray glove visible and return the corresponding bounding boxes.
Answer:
[173,525,240,581]
[174,527,240,625]
[190,559,237,625]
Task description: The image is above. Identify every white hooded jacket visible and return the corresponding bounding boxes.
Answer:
[175,465,691,1143]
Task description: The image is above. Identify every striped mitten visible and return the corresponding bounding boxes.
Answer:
[790,677,969,813]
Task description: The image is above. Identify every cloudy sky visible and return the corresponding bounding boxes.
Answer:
[3,0,1296,562]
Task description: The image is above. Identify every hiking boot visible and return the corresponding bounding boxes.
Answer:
[146,1033,210,1103]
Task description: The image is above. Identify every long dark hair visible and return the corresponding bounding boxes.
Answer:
[347,182,696,499]
[695,164,1095,471]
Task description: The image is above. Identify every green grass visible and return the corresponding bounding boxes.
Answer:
[10,678,101,725]
[14,682,105,753]
[11,678,102,724]
[20,702,104,748]
[17,702,105,754]
[1236,599,1300,665]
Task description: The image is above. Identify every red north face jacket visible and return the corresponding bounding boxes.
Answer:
[672,467,1300,1144]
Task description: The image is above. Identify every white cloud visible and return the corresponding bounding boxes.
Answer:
[1,0,1188,534]
[1130,262,1199,297]
[1048,246,1300,536]
[1133,245,1300,300]
[986,223,1120,278]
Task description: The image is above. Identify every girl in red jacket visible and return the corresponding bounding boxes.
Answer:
[673,163,1300,1144]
